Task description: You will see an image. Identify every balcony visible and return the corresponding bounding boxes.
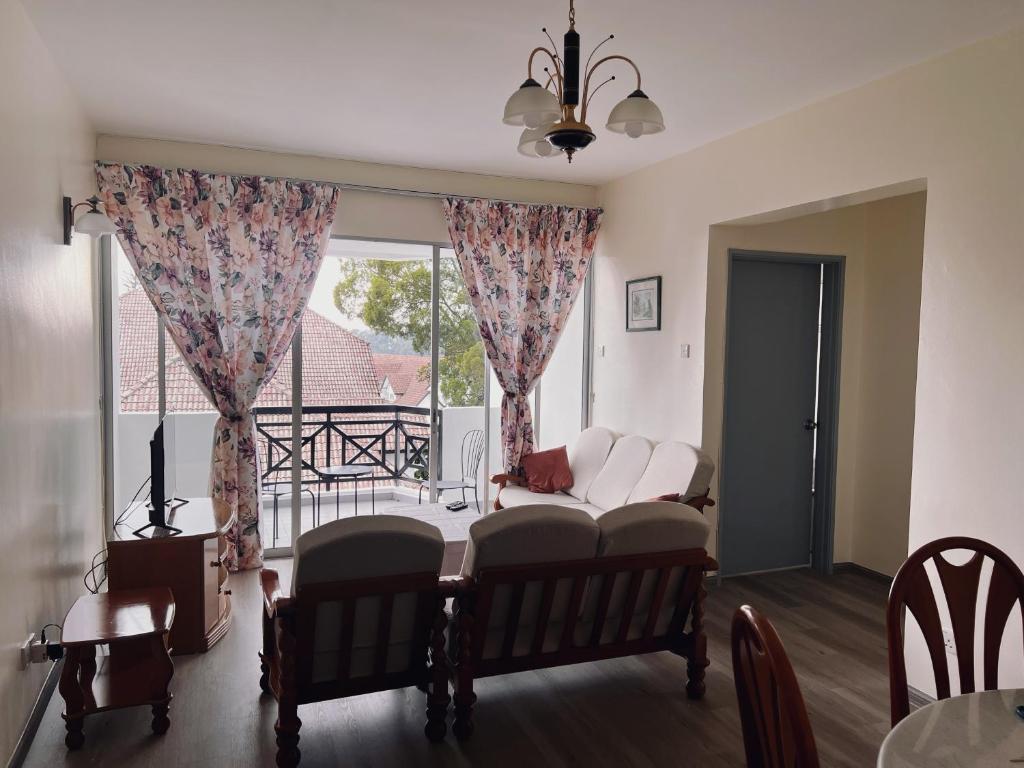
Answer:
[114,404,490,552]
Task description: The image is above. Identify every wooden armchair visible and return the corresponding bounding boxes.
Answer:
[259,516,449,767]
[447,502,717,740]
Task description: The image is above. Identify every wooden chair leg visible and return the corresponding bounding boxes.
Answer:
[425,598,450,743]
[275,621,301,768]
[452,602,476,742]
[259,611,275,695]
[686,578,709,700]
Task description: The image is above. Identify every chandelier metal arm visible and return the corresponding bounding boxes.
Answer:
[580,54,641,122]
[527,46,564,102]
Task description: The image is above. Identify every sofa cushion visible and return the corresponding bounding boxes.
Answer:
[293,514,444,592]
[566,426,616,501]
[496,484,576,509]
[585,435,654,511]
[291,515,445,683]
[461,505,599,576]
[583,502,710,643]
[521,445,574,493]
[627,440,715,504]
[462,505,599,661]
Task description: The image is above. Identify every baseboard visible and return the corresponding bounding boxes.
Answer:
[5,659,62,768]
[907,685,935,710]
[833,561,893,585]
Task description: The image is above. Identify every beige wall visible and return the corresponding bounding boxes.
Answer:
[0,0,102,761]
[96,135,598,245]
[595,27,1024,691]
[704,192,924,576]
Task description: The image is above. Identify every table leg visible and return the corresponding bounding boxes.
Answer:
[59,647,86,750]
[150,634,174,734]
[371,474,375,515]
[355,478,359,517]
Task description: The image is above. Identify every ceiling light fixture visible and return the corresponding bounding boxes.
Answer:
[503,0,665,163]
[63,195,117,244]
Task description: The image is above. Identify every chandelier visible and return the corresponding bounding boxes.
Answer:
[502,0,665,163]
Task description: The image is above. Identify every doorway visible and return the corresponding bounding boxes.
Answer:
[719,250,843,576]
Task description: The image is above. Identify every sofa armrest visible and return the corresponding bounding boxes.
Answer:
[490,473,520,490]
[260,568,293,617]
[683,491,716,514]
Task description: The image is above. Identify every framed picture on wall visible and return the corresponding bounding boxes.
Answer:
[626,276,662,332]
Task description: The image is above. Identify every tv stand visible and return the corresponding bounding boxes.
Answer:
[109,497,235,654]
[132,497,189,538]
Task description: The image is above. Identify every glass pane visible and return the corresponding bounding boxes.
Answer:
[437,248,486,511]
[288,238,436,537]
[538,288,586,450]
[112,242,160,516]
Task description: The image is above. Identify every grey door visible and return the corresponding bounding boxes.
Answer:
[721,258,821,575]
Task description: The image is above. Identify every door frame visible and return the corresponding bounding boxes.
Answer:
[720,249,845,576]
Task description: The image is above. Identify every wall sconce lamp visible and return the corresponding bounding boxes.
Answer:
[63,195,117,245]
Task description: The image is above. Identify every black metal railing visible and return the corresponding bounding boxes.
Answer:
[253,404,437,488]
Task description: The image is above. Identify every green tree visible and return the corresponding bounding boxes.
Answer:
[333,258,485,407]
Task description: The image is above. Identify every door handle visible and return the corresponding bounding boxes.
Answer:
[803,419,818,431]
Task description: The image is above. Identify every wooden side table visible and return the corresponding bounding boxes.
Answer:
[59,588,176,750]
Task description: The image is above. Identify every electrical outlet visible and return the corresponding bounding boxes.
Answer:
[19,634,34,670]
[942,627,956,655]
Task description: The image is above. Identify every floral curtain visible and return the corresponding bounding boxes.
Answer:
[97,164,339,571]
[442,197,602,473]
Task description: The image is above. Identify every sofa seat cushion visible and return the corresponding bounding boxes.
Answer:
[585,435,654,512]
[496,484,577,509]
[566,426,617,501]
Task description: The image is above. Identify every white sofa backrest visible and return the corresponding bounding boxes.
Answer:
[461,505,599,659]
[585,434,654,511]
[292,515,445,681]
[584,502,710,642]
[626,440,715,504]
[567,426,617,501]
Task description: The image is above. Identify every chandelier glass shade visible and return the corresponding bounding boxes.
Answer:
[502,0,665,163]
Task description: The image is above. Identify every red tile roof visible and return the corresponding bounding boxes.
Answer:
[373,353,431,406]
[118,290,384,412]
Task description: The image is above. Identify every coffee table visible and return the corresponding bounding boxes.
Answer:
[59,587,175,749]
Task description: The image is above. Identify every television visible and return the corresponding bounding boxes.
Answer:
[133,417,186,537]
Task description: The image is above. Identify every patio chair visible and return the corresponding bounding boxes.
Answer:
[418,429,485,512]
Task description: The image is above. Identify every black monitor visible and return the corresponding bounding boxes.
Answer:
[133,418,186,537]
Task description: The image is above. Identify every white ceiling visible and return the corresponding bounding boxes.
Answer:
[21,0,1024,185]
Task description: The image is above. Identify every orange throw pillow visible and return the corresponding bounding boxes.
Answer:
[521,446,574,494]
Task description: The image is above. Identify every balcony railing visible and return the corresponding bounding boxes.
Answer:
[253,404,437,488]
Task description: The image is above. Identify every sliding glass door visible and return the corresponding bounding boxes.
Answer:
[102,234,592,557]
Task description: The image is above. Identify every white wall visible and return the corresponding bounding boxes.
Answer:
[595,28,1024,692]
[0,0,101,760]
[705,192,925,575]
[95,135,598,245]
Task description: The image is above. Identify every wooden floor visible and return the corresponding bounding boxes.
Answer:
[23,566,893,767]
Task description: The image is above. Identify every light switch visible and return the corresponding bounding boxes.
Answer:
[599,345,606,358]
[680,343,690,358]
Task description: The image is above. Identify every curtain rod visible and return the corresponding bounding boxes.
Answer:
[94,161,601,211]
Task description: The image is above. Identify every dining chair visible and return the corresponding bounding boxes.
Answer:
[731,605,820,768]
[886,536,1024,726]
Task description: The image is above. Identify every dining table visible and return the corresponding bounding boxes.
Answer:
[877,688,1024,767]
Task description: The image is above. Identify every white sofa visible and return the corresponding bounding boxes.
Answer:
[492,427,715,516]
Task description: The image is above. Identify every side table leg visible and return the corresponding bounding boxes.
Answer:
[59,647,85,750]
[150,634,174,734]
